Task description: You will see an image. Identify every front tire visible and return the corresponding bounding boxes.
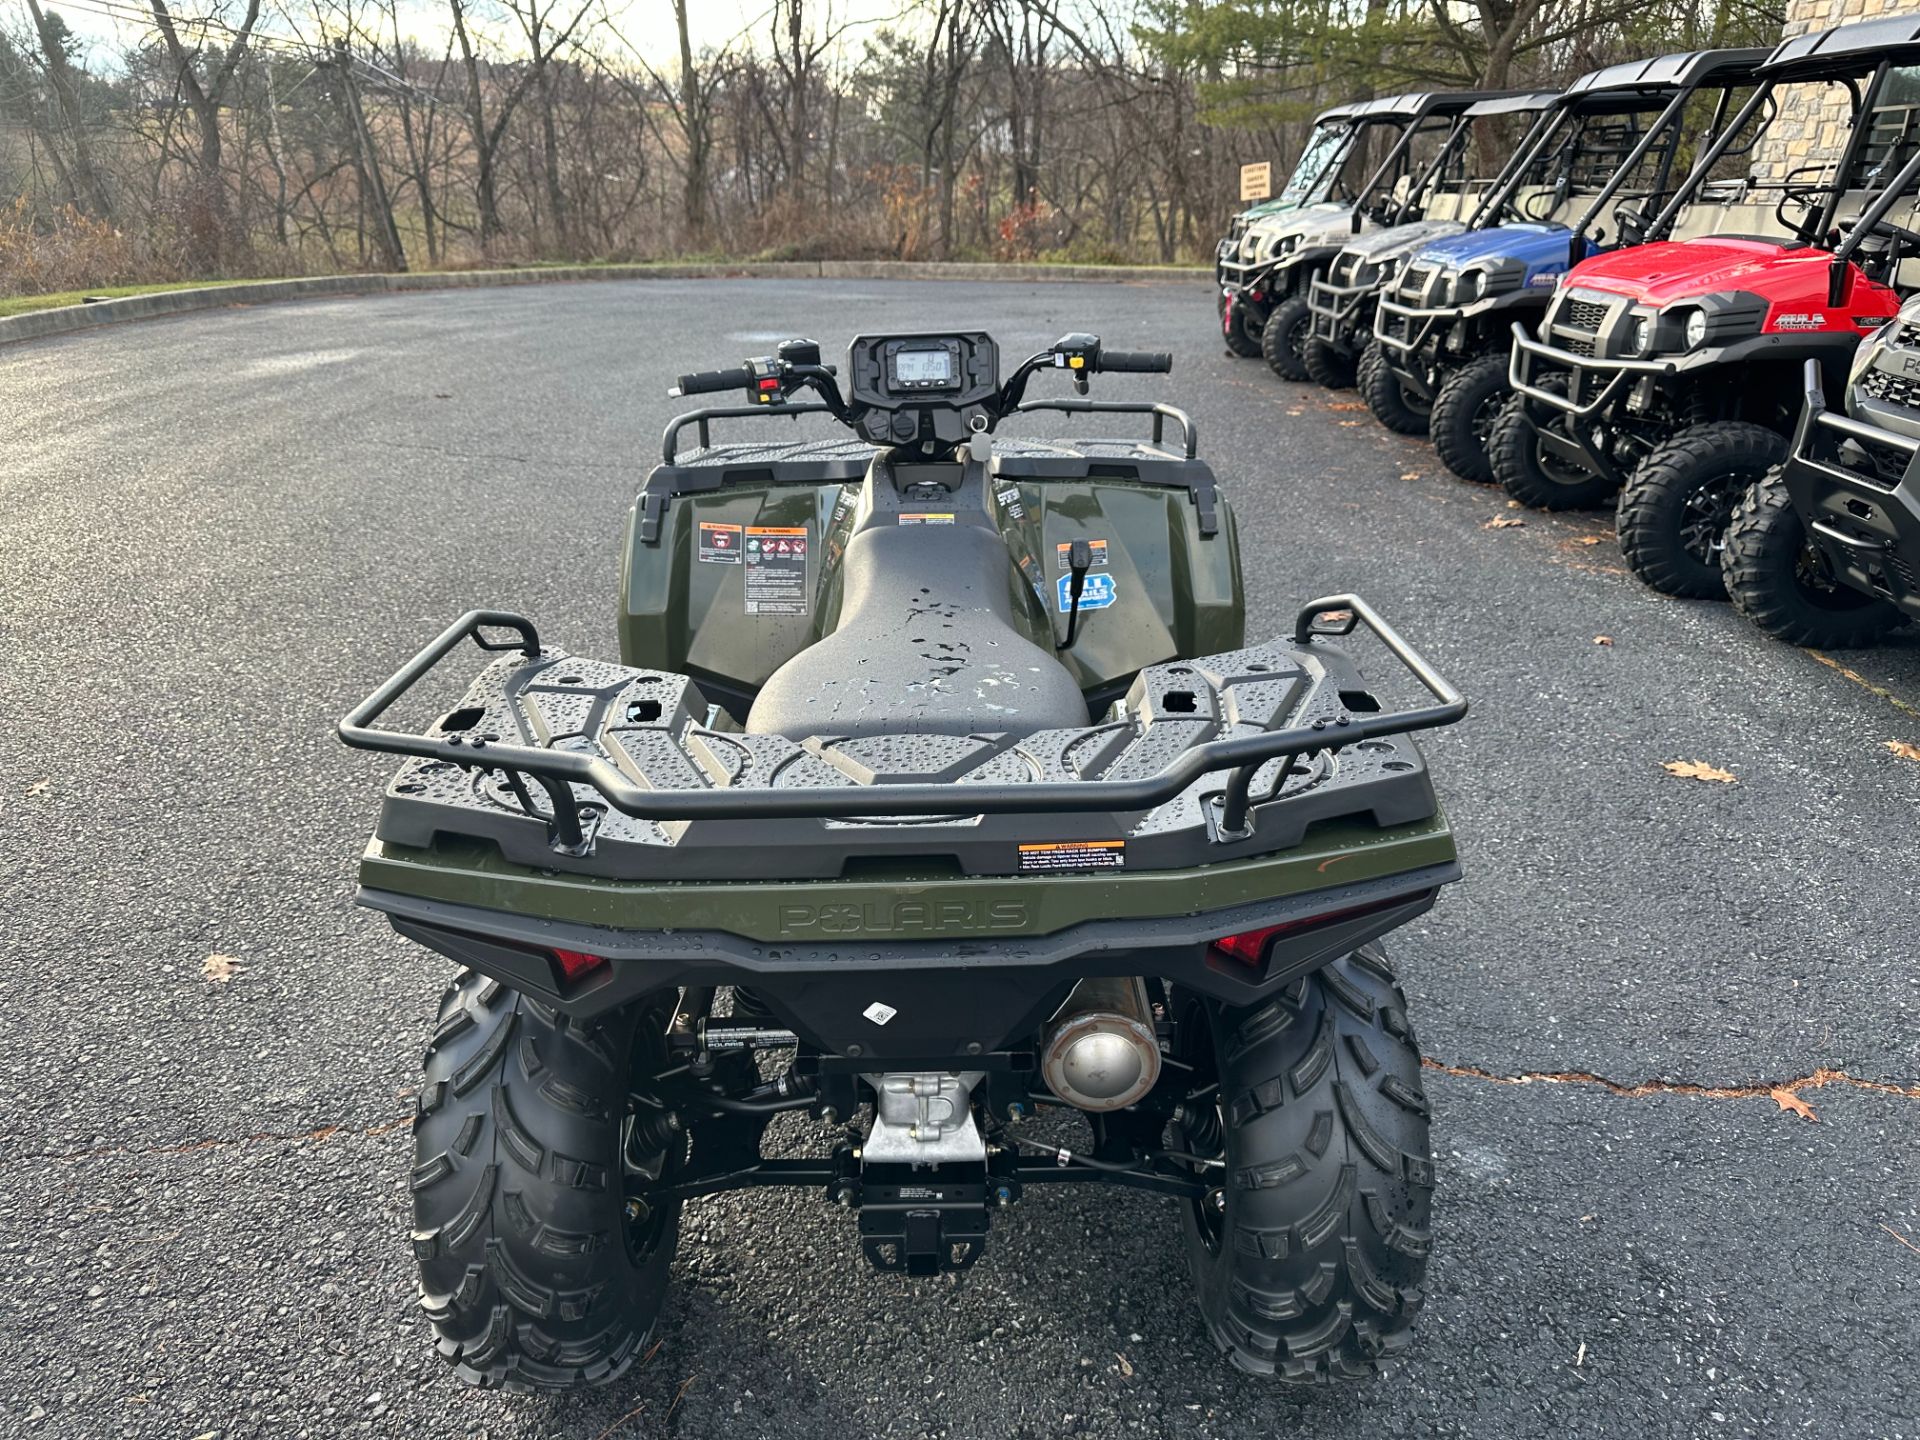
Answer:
[1618,422,1788,599]
[1175,948,1432,1382]
[1358,341,1431,436]
[1429,351,1511,485]
[1261,295,1314,380]
[412,973,682,1391]
[1487,380,1618,510]
[1303,336,1359,390]
[1723,470,1902,647]
[1222,295,1263,358]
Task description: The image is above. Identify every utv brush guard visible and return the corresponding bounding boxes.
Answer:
[1780,357,1920,614]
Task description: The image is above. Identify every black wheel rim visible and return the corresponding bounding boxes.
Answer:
[1288,315,1310,361]
[1531,421,1591,487]
[1470,390,1504,448]
[1678,472,1746,565]
[1402,381,1432,419]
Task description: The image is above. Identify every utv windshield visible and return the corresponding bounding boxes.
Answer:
[1278,122,1357,206]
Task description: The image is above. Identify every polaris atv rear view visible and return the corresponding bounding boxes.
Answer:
[1724,320,1920,647]
[1369,48,1767,479]
[340,330,1468,1392]
[1223,90,1505,377]
[1305,91,1561,392]
[1501,17,1920,599]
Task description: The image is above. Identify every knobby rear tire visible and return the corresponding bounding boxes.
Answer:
[1177,947,1433,1383]
[412,972,681,1391]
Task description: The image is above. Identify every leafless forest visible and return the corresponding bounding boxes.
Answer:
[0,0,1784,294]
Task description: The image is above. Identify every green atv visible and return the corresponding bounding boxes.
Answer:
[339,330,1468,1392]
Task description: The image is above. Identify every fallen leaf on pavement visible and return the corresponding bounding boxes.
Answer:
[1327,401,1368,411]
[1116,1352,1134,1377]
[1575,535,1604,546]
[1770,1087,1817,1121]
[26,779,50,796]
[1886,740,1920,763]
[1662,760,1737,783]
[1484,516,1526,529]
[201,953,244,982]
[1594,636,1614,647]
[1400,471,1421,480]
[1507,499,1523,508]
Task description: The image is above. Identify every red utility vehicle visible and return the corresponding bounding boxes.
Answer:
[1497,18,1920,598]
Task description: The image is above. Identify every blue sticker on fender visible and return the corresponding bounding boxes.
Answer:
[1057,572,1117,613]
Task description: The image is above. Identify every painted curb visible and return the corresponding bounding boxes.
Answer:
[0,260,1211,348]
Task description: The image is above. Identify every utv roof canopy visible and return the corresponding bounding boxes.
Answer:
[1344,90,1521,123]
[1762,13,1920,79]
[1461,91,1560,119]
[1563,46,1770,99]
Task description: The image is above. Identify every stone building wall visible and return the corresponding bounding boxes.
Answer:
[1755,0,1920,182]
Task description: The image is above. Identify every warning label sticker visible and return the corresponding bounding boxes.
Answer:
[900,512,956,525]
[997,487,1026,521]
[1056,538,1110,569]
[1017,840,1126,873]
[745,526,809,615]
[698,521,743,564]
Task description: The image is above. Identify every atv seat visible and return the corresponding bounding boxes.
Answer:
[746,524,1091,741]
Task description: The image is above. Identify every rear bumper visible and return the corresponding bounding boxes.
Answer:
[360,831,1459,1056]
[1783,363,1920,618]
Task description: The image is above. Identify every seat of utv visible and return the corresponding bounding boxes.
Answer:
[745,523,1092,741]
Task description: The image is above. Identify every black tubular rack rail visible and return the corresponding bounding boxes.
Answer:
[338,594,1467,850]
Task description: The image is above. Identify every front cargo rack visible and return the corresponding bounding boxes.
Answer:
[338,594,1466,880]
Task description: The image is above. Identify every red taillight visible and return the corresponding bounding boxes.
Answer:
[550,948,609,983]
[1214,925,1284,966]
[1211,893,1432,968]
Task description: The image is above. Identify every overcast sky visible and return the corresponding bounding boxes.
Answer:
[44,0,912,68]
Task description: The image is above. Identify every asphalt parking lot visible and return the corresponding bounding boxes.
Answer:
[3,277,1918,1439]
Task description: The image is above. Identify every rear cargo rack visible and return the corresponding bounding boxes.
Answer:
[339,595,1465,859]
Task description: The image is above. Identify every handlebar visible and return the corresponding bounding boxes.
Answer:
[670,366,755,398]
[1097,350,1173,374]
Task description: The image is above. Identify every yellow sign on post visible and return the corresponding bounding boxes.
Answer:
[1239,162,1272,202]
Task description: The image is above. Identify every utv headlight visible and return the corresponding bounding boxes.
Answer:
[1455,270,1484,303]
[1628,315,1654,355]
[1684,310,1709,349]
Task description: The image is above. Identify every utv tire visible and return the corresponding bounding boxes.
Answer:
[1429,352,1511,485]
[1487,379,1618,510]
[1358,341,1431,436]
[1176,947,1432,1382]
[412,972,682,1391]
[1723,471,1902,647]
[1223,298,1263,359]
[1303,336,1359,391]
[1261,296,1314,381]
[1618,422,1788,600]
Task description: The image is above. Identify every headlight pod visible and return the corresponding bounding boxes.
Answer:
[1628,314,1654,355]
[1683,310,1709,349]
[1453,270,1485,304]
[1267,234,1299,260]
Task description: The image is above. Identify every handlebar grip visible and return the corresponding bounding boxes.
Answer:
[1098,350,1174,374]
[671,366,754,397]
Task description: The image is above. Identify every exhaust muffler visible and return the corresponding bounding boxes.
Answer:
[1039,976,1162,1112]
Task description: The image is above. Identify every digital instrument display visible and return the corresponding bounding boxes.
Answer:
[895,349,954,385]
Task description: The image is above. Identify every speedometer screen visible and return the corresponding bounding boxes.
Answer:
[895,349,954,384]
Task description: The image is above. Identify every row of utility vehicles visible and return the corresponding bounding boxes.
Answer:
[1217,14,1920,649]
